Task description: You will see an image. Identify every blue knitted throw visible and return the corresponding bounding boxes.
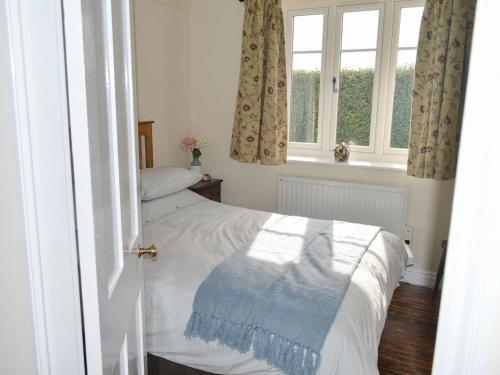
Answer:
[185,216,381,375]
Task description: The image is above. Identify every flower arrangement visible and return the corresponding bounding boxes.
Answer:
[181,136,208,172]
[181,136,208,159]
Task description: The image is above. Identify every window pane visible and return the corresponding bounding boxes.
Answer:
[292,53,322,71]
[290,53,322,143]
[293,15,324,52]
[341,10,379,50]
[390,50,417,149]
[336,51,376,146]
[398,7,424,48]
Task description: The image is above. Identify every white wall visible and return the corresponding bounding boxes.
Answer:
[134,0,191,166]
[433,0,500,372]
[135,0,455,276]
[0,109,37,375]
[0,4,37,371]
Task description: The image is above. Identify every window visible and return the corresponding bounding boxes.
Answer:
[288,9,327,147]
[333,6,383,151]
[285,1,425,162]
[385,3,424,152]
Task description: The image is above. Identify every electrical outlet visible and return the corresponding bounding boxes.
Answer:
[404,227,413,247]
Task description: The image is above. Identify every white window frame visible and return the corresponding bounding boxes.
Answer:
[383,0,425,155]
[284,0,427,165]
[286,7,329,151]
[329,3,385,154]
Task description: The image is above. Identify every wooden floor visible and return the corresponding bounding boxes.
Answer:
[378,283,439,374]
[148,283,439,375]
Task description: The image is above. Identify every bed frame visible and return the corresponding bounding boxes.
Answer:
[147,353,216,375]
[138,121,218,374]
[138,121,154,169]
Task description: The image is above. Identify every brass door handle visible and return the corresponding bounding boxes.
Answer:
[133,244,157,258]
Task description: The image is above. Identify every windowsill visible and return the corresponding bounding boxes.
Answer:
[287,155,407,172]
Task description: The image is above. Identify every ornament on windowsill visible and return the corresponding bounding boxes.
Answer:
[333,142,351,162]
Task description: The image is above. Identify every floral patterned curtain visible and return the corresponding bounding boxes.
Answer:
[407,0,476,180]
[230,0,288,165]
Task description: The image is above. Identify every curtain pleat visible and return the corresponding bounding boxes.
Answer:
[407,0,476,180]
[230,0,288,165]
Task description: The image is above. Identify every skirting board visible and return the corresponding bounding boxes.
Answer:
[403,269,437,288]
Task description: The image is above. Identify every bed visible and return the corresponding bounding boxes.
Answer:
[138,122,411,375]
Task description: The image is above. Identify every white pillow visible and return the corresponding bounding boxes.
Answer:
[140,167,202,201]
[141,189,207,224]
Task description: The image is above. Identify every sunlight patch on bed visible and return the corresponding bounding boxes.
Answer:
[245,215,309,265]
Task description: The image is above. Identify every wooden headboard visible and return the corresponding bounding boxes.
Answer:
[138,121,154,169]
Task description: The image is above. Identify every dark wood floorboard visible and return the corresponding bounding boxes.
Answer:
[378,283,439,375]
[148,283,439,375]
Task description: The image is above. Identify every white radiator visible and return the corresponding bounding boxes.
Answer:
[277,176,407,238]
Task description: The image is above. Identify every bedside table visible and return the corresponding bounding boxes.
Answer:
[188,179,223,202]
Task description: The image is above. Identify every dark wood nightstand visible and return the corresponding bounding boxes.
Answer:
[188,178,223,202]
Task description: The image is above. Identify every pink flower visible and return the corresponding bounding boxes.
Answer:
[180,136,197,151]
[180,136,208,151]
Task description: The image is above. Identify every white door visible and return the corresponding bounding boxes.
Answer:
[63,0,148,374]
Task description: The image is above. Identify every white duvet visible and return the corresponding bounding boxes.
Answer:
[143,190,410,375]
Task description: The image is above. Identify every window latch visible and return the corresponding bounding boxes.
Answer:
[332,77,339,93]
